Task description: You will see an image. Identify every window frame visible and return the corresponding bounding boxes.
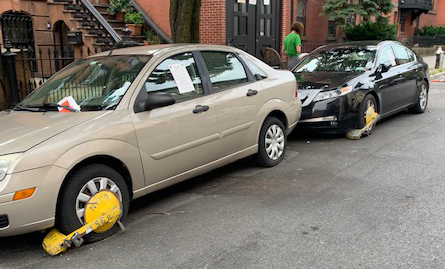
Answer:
[197,50,257,94]
[133,50,211,113]
[377,45,397,67]
[296,0,307,36]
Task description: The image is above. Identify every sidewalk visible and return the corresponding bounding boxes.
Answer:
[423,55,445,78]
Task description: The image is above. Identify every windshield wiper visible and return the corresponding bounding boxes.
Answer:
[15,104,40,112]
[43,103,79,112]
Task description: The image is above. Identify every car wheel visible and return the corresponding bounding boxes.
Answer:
[56,164,130,243]
[409,81,428,114]
[253,117,287,167]
[358,94,377,135]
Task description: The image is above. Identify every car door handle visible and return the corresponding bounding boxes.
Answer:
[193,105,209,114]
[246,89,258,97]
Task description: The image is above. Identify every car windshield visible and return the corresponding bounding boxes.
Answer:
[18,55,151,111]
[294,47,376,73]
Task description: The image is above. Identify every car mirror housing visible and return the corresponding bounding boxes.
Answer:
[145,92,176,111]
[379,63,391,73]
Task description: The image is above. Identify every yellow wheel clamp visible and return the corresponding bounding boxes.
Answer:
[42,190,124,256]
[346,106,380,140]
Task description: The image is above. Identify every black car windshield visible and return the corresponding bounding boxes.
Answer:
[18,55,151,111]
[294,47,376,73]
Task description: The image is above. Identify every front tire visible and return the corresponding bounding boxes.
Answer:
[56,164,130,243]
[409,81,428,114]
[253,117,287,167]
[358,94,377,135]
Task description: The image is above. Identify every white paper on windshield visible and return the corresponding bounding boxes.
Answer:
[264,0,270,5]
[237,0,246,3]
[58,96,81,113]
[169,63,195,94]
[249,0,257,5]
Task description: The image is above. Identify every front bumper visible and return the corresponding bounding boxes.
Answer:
[0,165,67,237]
[297,94,360,132]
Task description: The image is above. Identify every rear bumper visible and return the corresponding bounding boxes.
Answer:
[0,166,66,237]
[286,98,302,134]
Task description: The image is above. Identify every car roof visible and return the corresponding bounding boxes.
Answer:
[315,40,402,51]
[92,44,241,57]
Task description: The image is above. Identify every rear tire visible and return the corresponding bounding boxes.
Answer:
[56,164,130,243]
[253,117,287,167]
[409,81,428,114]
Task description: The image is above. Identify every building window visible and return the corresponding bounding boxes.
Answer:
[347,13,356,25]
[297,0,306,33]
[1,12,34,49]
[328,20,336,36]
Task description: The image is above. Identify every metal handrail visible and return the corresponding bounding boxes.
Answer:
[80,0,122,42]
[131,0,172,44]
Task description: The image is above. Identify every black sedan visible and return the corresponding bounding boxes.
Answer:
[293,41,429,132]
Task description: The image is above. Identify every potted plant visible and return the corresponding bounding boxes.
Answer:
[144,30,160,45]
[107,0,130,21]
[124,12,143,36]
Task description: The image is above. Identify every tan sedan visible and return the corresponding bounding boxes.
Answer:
[0,44,301,239]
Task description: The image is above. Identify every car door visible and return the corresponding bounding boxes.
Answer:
[392,45,418,108]
[199,50,265,158]
[375,46,399,114]
[131,51,219,186]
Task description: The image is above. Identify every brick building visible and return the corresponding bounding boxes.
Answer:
[136,0,444,58]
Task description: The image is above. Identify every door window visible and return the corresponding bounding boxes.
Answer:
[201,51,248,91]
[405,48,416,62]
[144,52,203,103]
[392,46,411,65]
[379,46,396,67]
[239,54,268,80]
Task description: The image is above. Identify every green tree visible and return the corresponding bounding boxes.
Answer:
[169,0,201,43]
[322,0,394,41]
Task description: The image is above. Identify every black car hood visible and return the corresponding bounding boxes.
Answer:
[295,72,361,90]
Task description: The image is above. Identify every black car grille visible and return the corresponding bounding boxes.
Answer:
[0,215,9,228]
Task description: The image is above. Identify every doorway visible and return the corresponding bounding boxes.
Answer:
[226,0,281,60]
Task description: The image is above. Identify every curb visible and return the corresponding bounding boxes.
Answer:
[431,71,445,80]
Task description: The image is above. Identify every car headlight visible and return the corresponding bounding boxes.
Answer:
[0,153,21,181]
[313,86,353,102]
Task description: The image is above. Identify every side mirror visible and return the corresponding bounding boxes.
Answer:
[378,63,391,73]
[145,92,175,110]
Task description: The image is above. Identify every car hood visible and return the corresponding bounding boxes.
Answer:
[295,72,361,90]
[0,111,105,155]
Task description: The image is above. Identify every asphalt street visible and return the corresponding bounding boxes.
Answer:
[1,82,445,269]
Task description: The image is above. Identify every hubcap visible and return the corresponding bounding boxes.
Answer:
[265,124,285,160]
[419,84,428,110]
[76,177,123,224]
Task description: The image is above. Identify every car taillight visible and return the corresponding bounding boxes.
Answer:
[295,82,298,98]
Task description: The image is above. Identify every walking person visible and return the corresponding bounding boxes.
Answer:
[282,22,304,70]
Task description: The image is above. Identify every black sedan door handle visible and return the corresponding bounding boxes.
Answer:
[193,105,209,114]
[247,89,258,97]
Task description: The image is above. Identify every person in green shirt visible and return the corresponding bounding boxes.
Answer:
[282,22,304,70]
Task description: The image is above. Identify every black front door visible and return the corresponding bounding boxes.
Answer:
[226,0,281,60]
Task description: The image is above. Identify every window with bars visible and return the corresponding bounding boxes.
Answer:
[1,12,35,49]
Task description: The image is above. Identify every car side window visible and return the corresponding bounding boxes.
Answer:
[144,52,204,103]
[239,54,268,81]
[379,46,396,67]
[200,51,248,92]
[392,46,410,65]
[405,48,416,62]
